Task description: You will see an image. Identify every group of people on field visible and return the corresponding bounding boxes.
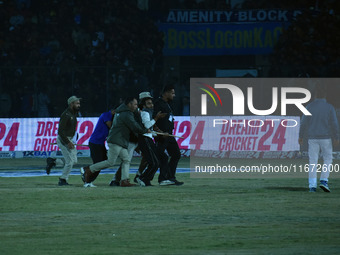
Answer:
[47,85,184,187]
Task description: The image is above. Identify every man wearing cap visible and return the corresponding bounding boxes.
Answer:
[56,96,81,186]
[135,92,166,186]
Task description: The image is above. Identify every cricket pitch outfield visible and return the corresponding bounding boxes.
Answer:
[1,157,340,255]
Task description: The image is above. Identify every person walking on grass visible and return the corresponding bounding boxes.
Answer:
[56,96,81,186]
[299,85,339,192]
[153,85,184,186]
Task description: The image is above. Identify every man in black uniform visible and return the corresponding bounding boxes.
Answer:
[153,85,184,186]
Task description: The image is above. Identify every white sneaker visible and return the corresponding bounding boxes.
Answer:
[159,180,175,186]
[80,167,85,183]
[136,177,146,187]
[84,182,96,188]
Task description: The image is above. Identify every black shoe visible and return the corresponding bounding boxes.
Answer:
[173,180,184,186]
[58,178,69,186]
[46,157,56,175]
[109,180,120,186]
[145,181,153,186]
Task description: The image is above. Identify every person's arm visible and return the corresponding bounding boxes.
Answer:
[141,111,167,129]
[298,114,309,145]
[141,111,155,129]
[103,111,114,129]
[123,112,149,135]
[105,120,112,129]
[330,107,340,142]
[153,124,162,132]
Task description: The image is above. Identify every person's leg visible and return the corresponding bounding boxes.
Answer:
[320,138,332,192]
[112,142,137,183]
[120,148,130,181]
[155,137,170,183]
[83,143,121,184]
[57,136,77,183]
[89,142,107,182]
[308,139,320,189]
[138,137,159,185]
[320,139,332,181]
[89,142,107,163]
[55,158,65,167]
[119,147,136,187]
[166,136,181,181]
[46,157,56,175]
[127,142,138,161]
[89,143,121,172]
[45,157,65,175]
[138,155,148,176]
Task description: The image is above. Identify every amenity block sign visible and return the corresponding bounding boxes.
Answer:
[158,23,285,55]
[164,9,303,23]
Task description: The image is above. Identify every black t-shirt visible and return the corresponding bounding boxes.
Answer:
[153,97,174,134]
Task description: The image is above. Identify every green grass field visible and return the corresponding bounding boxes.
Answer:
[1,158,340,255]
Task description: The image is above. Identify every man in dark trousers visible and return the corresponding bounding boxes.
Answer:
[153,85,184,186]
[136,92,167,186]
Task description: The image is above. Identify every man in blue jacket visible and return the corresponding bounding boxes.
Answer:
[82,109,115,187]
[299,85,339,192]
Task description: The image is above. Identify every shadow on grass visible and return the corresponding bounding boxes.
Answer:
[264,186,307,192]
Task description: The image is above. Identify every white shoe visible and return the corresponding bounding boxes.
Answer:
[84,182,96,188]
[159,180,175,186]
[80,167,85,183]
[136,177,146,187]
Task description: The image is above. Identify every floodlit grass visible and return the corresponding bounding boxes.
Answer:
[1,158,340,254]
